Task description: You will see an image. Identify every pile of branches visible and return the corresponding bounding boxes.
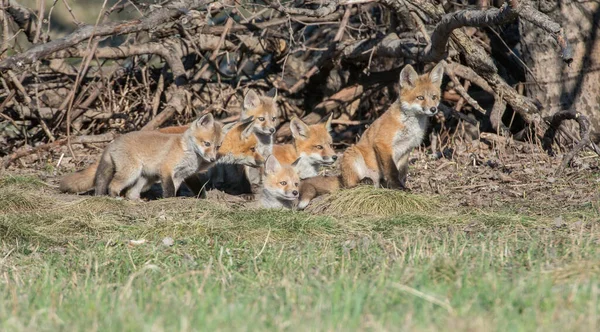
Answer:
[0,0,594,169]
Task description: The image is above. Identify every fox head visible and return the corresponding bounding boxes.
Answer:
[242,90,278,136]
[263,155,300,201]
[185,113,222,163]
[290,114,337,166]
[399,63,444,117]
[218,117,265,167]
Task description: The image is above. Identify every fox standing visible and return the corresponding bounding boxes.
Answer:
[298,63,444,208]
[94,114,222,200]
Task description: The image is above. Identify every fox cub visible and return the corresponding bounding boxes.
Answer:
[261,155,300,209]
[94,114,222,200]
[271,115,337,179]
[298,63,444,208]
[341,62,444,188]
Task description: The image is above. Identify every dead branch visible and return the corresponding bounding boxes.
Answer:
[0,0,215,70]
[2,133,116,169]
[542,111,594,172]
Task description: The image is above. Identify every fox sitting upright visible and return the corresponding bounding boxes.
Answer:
[271,115,337,179]
[297,63,444,209]
[93,114,222,200]
[341,62,444,189]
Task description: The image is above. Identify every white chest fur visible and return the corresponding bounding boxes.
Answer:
[392,113,428,164]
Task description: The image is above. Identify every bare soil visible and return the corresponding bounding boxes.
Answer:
[2,138,599,214]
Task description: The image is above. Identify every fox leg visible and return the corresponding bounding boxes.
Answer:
[125,177,149,201]
[108,165,141,197]
[340,149,364,188]
[396,153,410,189]
[374,145,402,189]
[297,184,317,210]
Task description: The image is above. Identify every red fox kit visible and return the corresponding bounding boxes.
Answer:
[93,114,222,199]
[214,90,278,194]
[59,117,264,197]
[341,63,444,189]
[261,155,300,209]
[271,115,337,179]
[298,63,444,209]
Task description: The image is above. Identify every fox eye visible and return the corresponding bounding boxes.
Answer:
[250,147,256,152]
[279,181,287,186]
[316,145,324,150]
[432,95,438,100]
[294,183,299,187]
[271,117,276,121]
[216,145,221,149]
[417,96,425,100]
[258,117,265,121]
[204,141,211,147]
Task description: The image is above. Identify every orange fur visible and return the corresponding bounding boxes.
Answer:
[340,63,444,189]
[272,115,336,179]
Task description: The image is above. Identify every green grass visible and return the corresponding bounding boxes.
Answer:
[1,176,599,331]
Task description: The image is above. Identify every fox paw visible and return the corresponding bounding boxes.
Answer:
[241,193,256,201]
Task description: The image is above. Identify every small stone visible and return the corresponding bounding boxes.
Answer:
[162,237,174,247]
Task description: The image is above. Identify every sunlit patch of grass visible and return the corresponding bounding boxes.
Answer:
[307,185,436,217]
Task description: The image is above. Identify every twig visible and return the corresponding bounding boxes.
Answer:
[448,73,487,114]
[542,110,596,173]
[287,6,351,94]
[194,17,234,80]
[2,133,116,168]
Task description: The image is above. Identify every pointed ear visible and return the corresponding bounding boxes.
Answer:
[241,119,255,139]
[265,87,277,99]
[222,121,236,134]
[290,117,310,139]
[193,113,214,129]
[429,62,445,85]
[244,90,261,111]
[264,155,282,175]
[290,157,302,168]
[321,113,333,132]
[399,64,418,89]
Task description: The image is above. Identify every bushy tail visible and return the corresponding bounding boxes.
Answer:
[59,160,99,193]
[94,151,115,196]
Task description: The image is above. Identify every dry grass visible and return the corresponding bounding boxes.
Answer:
[1,174,599,331]
[307,185,436,217]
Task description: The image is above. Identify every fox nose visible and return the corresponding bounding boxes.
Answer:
[430,107,438,114]
[331,155,338,160]
[292,190,299,196]
[209,157,216,162]
[269,128,275,134]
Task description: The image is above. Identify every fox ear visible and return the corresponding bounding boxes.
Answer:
[193,113,214,129]
[322,113,333,132]
[265,87,277,99]
[241,119,255,139]
[399,64,418,89]
[290,117,310,139]
[290,157,302,168]
[265,155,282,174]
[429,62,445,85]
[222,121,236,134]
[243,90,261,112]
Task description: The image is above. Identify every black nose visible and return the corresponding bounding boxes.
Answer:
[331,155,338,160]
[210,157,216,162]
[430,107,438,113]
[292,190,299,196]
[269,128,275,133]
